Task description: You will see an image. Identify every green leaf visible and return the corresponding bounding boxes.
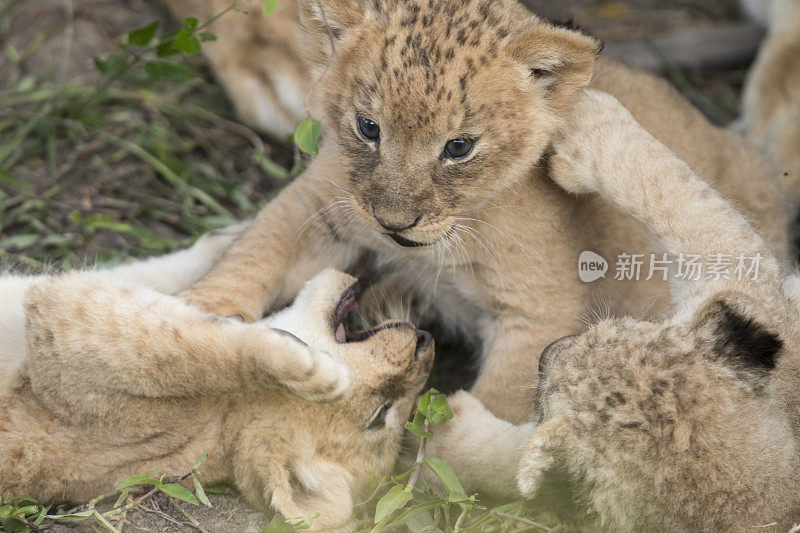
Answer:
[405,420,432,439]
[199,31,217,42]
[144,61,197,82]
[374,485,413,524]
[430,394,453,420]
[423,458,464,495]
[13,506,38,517]
[5,44,20,62]
[263,0,280,15]
[0,516,29,532]
[294,118,323,155]
[181,16,199,30]
[261,514,295,533]
[192,475,212,508]
[405,410,431,438]
[113,490,129,509]
[91,509,119,532]
[93,54,127,77]
[33,505,50,526]
[447,489,468,503]
[156,38,180,58]
[128,21,159,46]
[0,234,37,250]
[160,483,199,505]
[193,453,208,471]
[405,512,442,533]
[40,235,69,247]
[203,485,230,494]
[115,474,162,491]
[5,497,37,507]
[52,509,93,520]
[174,28,201,54]
[417,392,431,413]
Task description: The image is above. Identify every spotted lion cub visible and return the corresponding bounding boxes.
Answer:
[177,0,789,422]
[424,90,800,529]
[0,235,434,531]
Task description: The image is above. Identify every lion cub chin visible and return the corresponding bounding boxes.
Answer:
[0,252,434,531]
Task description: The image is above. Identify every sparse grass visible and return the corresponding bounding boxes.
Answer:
[0,1,297,271]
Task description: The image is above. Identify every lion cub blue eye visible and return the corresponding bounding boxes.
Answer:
[357,117,381,141]
[444,138,475,160]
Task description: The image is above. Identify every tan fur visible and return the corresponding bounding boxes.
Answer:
[178,0,789,422]
[1,256,433,531]
[431,91,800,530]
[740,0,800,202]
[161,0,310,138]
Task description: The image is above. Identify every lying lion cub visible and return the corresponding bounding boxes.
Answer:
[425,89,800,529]
[0,231,434,531]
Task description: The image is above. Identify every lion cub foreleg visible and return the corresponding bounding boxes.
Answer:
[179,174,360,322]
[550,89,781,292]
[24,273,349,405]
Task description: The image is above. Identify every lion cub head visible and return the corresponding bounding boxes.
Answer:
[299,0,600,247]
[232,270,434,530]
[518,289,800,530]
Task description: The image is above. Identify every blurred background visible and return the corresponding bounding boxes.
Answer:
[0,0,764,269]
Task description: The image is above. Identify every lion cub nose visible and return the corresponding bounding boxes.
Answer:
[372,207,422,233]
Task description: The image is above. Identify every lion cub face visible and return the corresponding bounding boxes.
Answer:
[266,269,434,440]
[300,0,600,247]
[518,291,800,529]
[245,270,434,526]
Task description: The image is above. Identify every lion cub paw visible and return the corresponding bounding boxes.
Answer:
[548,152,599,195]
[549,89,633,195]
[267,330,351,402]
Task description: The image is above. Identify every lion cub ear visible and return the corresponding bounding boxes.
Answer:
[691,292,783,374]
[299,0,372,68]
[505,20,602,112]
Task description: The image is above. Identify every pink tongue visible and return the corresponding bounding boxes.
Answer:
[336,322,347,343]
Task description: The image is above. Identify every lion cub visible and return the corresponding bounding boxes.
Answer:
[0,236,434,531]
[176,0,789,422]
[426,90,800,529]
[518,89,800,530]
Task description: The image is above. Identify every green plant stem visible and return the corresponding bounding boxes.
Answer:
[405,420,430,492]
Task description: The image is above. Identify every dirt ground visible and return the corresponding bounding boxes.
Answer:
[0,0,767,531]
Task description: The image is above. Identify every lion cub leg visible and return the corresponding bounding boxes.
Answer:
[99,223,248,295]
[549,89,781,291]
[179,175,360,322]
[25,273,349,403]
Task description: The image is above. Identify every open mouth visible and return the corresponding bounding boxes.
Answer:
[388,233,431,248]
[333,281,393,344]
[332,281,433,359]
